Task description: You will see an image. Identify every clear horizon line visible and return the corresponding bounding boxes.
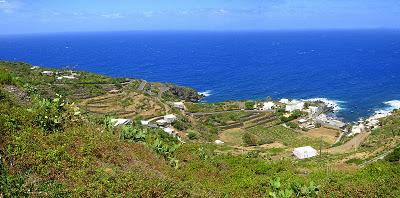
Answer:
[1,27,400,36]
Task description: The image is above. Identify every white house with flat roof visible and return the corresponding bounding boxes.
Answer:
[262,102,275,111]
[140,120,149,126]
[285,101,305,112]
[173,102,185,110]
[156,119,168,126]
[293,146,318,159]
[164,114,177,123]
[110,118,132,127]
[163,127,175,135]
[280,98,290,104]
[41,71,54,76]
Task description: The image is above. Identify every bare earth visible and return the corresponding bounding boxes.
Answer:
[303,127,340,145]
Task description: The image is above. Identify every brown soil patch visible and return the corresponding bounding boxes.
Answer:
[303,127,339,145]
[259,142,286,149]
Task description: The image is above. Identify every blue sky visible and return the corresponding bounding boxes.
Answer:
[1,0,400,34]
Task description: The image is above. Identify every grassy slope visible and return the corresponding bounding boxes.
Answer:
[1,61,400,197]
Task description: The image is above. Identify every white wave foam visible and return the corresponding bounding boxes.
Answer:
[384,100,400,110]
[367,100,400,122]
[199,90,212,97]
[303,98,344,112]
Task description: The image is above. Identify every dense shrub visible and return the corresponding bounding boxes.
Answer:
[286,122,299,129]
[0,69,12,85]
[30,94,68,133]
[242,132,258,146]
[245,100,255,110]
[385,146,400,162]
[120,126,146,142]
[172,118,189,131]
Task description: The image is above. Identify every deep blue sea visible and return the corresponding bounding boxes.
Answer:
[1,30,400,121]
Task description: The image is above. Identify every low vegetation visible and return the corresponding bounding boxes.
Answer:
[1,61,400,197]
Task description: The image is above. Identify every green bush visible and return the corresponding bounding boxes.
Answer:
[245,100,255,110]
[30,94,68,133]
[0,69,12,85]
[242,132,258,146]
[120,126,146,142]
[385,146,400,162]
[172,118,189,131]
[291,110,303,119]
[187,130,198,140]
[268,177,320,198]
[286,122,299,129]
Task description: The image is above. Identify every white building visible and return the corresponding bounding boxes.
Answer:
[279,98,290,104]
[163,127,175,135]
[293,146,318,159]
[41,71,54,76]
[298,118,307,123]
[285,101,305,112]
[262,102,275,111]
[62,76,76,79]
[214,140,224,145]
[164,114,177,123]
[140,120,149,126]
[173,102,185,110]
[156,119,168,126]
[110,118,132,127]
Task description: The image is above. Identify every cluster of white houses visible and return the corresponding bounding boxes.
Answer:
[110,114,180,137]
[142,114,178,136]
[40,70,78,80]
[253,98,347,130]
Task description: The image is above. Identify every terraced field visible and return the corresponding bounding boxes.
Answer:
[79,91,166,119]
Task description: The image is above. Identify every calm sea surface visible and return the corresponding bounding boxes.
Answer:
[1,30,400,121]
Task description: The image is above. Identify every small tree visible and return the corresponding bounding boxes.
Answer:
[385,146,400,162]
[245,100,255,110]
[242,132,258,146]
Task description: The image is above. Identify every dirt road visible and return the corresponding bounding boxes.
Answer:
[327,132,370,154]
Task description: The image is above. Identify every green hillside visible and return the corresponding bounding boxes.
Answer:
[1,61,399,197]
